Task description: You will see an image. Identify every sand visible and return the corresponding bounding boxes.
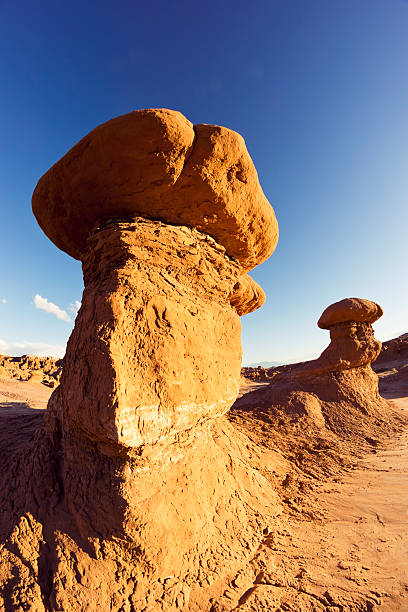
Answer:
[0,377,52,413]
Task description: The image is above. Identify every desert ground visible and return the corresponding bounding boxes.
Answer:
[1,344,407,611]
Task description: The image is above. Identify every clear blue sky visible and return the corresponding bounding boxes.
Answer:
[1,0,407,365]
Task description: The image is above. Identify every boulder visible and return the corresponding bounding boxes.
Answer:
[32,109,278,272]
[229,273,266,316]
[318,297,383,329]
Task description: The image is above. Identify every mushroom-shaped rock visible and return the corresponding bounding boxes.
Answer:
[318,297,383,329]
[32,109,277,451]
[32,108,278,272]
[0,108,283,612]
[294,297,383,378]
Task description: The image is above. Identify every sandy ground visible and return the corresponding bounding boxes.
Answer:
[250,405,408,610]
[0,377,52,413]
[1,374,407,610]
[236,374,408,611]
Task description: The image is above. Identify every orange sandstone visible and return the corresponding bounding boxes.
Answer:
[318,297,383,329]
[295,297,383,378]
[0,109,280,611]
[32,108,278,272]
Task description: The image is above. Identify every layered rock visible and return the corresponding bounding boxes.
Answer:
[55,217,246,450]
[0,109,280,610]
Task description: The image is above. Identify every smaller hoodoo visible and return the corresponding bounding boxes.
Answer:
[231,297,402,479]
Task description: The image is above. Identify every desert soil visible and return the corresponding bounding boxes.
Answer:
[1,374,407,611]
[0,377,52,413]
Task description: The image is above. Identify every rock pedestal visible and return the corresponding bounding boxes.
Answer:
[294,298,383,379]
[0,109,280,611]
[265,297,389,440]
[55,217,244,449]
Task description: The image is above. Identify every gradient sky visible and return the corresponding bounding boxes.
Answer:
[0,0,407,365]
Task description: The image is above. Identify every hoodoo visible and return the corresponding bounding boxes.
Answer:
[0,109,279,610]
[280,296,388,434]
[31,108,279,447]
[232,297,393,480]
[295,297,384,378]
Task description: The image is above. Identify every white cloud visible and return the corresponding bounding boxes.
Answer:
[69,300,81,314]
[0,338,65,358]
[34,294,71,323]
[1,299,6,304]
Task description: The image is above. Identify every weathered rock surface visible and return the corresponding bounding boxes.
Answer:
[230,273,266,316]
[2,362,407,612]
[32,108,278,271]
[56,217,245,448]
[0,410,286,611]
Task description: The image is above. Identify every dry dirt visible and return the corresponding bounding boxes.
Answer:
[234,383,407,611]
[1,368,407,611]
[0,377,52,413]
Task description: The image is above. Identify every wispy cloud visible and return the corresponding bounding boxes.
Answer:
[69,300,81,314]
[34,294,71,323]
[0,338,65,358]
[1,299,6,304]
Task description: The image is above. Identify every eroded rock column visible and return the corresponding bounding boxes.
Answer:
[294,297,383,379]
[56,217,245,448]
[23,108,280,598]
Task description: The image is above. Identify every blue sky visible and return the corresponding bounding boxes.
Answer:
[0,0,407,365]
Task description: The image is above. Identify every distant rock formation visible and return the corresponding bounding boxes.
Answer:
[278,297,388,429]
[0,354,62,387]
[294,297,383,378]
[373,332,408,371]
[0,109,280,610]
[232,298,403,480]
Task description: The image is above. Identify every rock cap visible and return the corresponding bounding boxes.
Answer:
[32,108,278,272]
[318,297,383,330]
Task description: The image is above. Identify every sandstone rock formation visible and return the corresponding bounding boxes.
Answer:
[294,297,383,378]
[32,109,278,272]
[0,354,62,386]
[232,298,401,480]
[0,109,281,610]
[31,108,279,449]
[373,332,408,371]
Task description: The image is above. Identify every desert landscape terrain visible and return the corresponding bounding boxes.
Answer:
[1,335,407,610]
[1,109,407,611]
